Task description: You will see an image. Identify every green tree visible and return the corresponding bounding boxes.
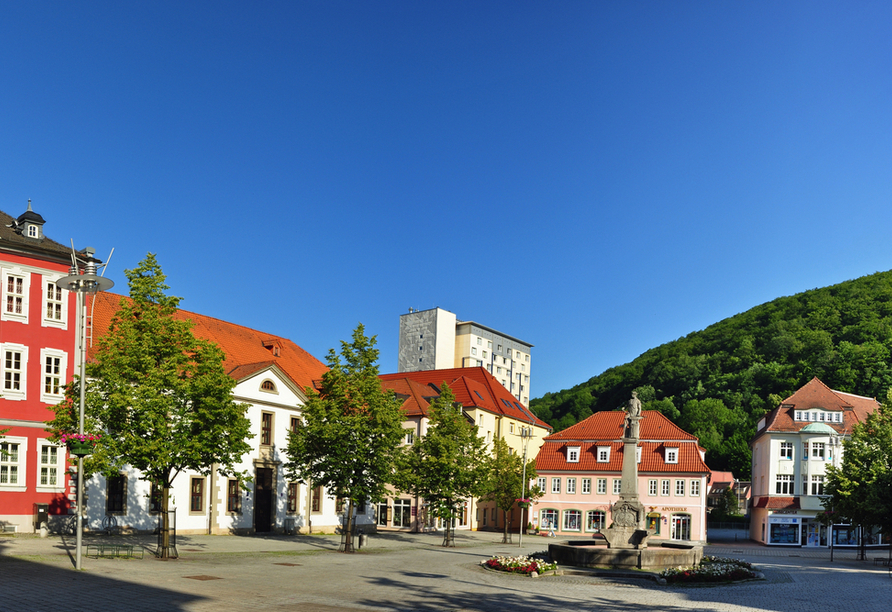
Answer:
[47,254,252,559]
[481,437,542,544]
[284,324,405,552]
[394,384,489,546]
[823,397,892,560]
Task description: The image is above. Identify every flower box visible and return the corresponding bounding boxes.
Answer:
[68,440,94,457]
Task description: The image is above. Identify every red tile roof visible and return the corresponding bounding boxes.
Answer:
[535,439,709,475]
[752,496,800,510]
[535,410,709,475]
[545,409,697,442]
[378,367,551,430]
[379,377,436,417]
[87,292,328,392]
[757,377,880,436]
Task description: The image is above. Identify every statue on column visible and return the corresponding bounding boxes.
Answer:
[624,391,642,439]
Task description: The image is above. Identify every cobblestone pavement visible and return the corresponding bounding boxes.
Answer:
[1,531,889,611]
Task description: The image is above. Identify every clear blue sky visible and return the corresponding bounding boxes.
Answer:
[3,2,891,400]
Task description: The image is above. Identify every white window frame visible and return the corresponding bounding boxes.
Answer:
[812,442,825,460]
[567,446,580,463]
[1,343,28,401]
[811,475,825,495]
[567,477,576,494]
[2,268,29,323]
[648,479,658,496]
[675,479,685,496]
[37,439,65,493]
[596,478,607,494]
[40,348,68,404]
[537,477,546,492]
[661,479,670,496]
[780,441,793,459]
[581,478,591,494]
[776,474,795,495]
[41,274,68,329]
[690,480,701,496]
[563,509,582,531]
[612,479,621,495]
[551,477,561,494]
[0,436,27,491]
[596,446,610,463]
[665,448,678,464]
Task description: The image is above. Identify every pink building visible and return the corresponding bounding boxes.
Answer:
[534,410,711,544]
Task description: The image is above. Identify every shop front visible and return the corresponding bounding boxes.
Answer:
[767,516,801,545]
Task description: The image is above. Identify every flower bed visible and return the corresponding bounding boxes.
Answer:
[481,553,558,575]
[659,555,757,584]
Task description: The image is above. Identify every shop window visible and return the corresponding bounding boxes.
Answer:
[586,510,605,531]
[563,510,582,531]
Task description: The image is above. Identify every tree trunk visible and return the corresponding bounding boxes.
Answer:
[442,500,455,547]
[160,485,171,560]
[341,500,355,553]
[501,509,512,544]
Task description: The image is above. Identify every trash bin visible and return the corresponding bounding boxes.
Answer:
[359,531,368,549]
[34,503,49,530]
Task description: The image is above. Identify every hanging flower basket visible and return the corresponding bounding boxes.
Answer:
[60,433,101,457]
[516,498,531,509]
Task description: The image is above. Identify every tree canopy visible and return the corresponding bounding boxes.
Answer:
[394,384,489,546]
[284,324,405,552]
[531,270,892,476]
[481,437,541,543]
[47,253,252,557]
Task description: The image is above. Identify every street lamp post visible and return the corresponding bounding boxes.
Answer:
[518,426,533,548]
[57,247,114,571]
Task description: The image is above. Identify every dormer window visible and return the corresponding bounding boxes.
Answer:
[260,380,277,393]
[27,225,38,238]
[596,446,610,463]
[262,339,282,357]
[567,446,580,463]
[665,447,678,464]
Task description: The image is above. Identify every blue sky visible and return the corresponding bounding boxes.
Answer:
[2,2,891,399]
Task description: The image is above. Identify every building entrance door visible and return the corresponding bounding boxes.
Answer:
[254,467,273,532]
[671,514,691,541]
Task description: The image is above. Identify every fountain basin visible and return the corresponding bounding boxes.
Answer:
[548,540,703,570]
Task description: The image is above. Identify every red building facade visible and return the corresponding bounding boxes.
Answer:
[0,204,80,533]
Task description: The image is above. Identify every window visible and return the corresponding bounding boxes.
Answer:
[776,474,795,495]
[596,478,607,494]
[377,502,388,526]
[661,479,670,496]
[812,442,825,460]
[0,438,25,489]
[675,480,685,496]
[2,345,27,400]
[537,477,546,492]
[509,422,515,434]
[690,480,700,496]
[43,279,66,327]
[488,341,492,349]
[393,499,412,528]
[540,508,558,531]
[665,448,678,464]
[41,350,67,403]
[802,441,809,457]
[795,411,802,421]
[38,442,63,491]
[260,380,276,392]
[597,446,610,462]
[648,479,658,496]
[507,349,512,357]
[287,482,299,513]
[190,477,204,513]
[551,478,561,494]
[311,485,322,512]
[336,497,346,513]
[149,482,163,513]
[567,478,576,494]
[3,271,28,321]
[261,412,273,446]
[563,509,581,531]
[477,337,482,345]
[405,430,414,445]
[586,510,605,532]
[290,416,301,433]
[227,479,241,513]
[780,442,793,459]
[108,475,127,514]
[567,447,580,463]
[497,345,502,352]
[482,351,487,359]
[811,475,825,495]
[471,347,477,356]
[613,479,622,494]
[581,478,591,494]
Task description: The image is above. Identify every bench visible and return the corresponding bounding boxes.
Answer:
[872,557,890,566]
[85,544,144,559]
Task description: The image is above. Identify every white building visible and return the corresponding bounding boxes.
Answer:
[749,377,880,547]
[397,307,533,406]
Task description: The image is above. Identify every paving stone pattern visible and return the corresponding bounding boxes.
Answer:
[1,531,889,611]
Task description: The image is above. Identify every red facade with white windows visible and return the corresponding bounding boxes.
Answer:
[0,205,80,533]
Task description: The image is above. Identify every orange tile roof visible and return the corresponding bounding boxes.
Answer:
[535,440,709,475]
[379,377,436,417]
[753,496,800,510]
[545,409,697,442]
[757,377,880,436]
[378,367,551,430]
[88,292,328,392]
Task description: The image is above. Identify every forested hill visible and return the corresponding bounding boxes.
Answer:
[530,270,892,478]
